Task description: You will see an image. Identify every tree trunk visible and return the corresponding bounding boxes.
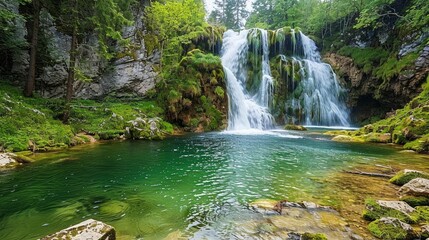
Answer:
[24,0,40,97]
[63,26,78,123]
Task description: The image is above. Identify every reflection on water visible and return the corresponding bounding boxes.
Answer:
[0,130,428,239]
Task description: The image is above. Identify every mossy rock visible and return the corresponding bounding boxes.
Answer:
[363,199,415,223]
[404,134,429,153]
[401,196,429,207]
[284,124,307,131]
[390,169,429,186]
[411,206,429,222]
[332,135,364,143]
[363,132,391,143]
[368,217,418,240]
[301,233,328,240]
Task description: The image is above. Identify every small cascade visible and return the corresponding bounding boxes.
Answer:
[221,28,350,130]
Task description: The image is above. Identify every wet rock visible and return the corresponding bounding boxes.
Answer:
[399,178,429,197]
[42,219,115,240]
[0,153,19,168]
[249,199,281,215]
[284,125,307,131]
[390,169,429,186]
[368,217,418,240]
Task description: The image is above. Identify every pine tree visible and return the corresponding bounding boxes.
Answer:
[210,0,248,29]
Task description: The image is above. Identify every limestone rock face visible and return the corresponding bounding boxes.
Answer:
[11,4,159,100]
[42,219,115,240]
[324,43,429,123]
[399,178,429,197]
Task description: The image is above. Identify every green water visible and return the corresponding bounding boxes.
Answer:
[0,130,427,239]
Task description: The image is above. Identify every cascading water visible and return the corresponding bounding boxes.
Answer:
[221,28,350,130]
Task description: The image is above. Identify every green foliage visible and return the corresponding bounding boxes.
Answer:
[158,49,226,131]
[209,0,248,29]
[0,82,172,151]
[69,99,171,139]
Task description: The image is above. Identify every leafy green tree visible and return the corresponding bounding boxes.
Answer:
[144,0,206,67]
[49,0,134,122]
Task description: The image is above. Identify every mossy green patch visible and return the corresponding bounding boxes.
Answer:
[158,49,227,131]
[329,75,429,151]
[284,124,307,131]
[0,83,74,152]
[401,196,429,207]
[337,46,389,74]
[368,218,415,240]
[390,170,429,186]
[301,233,328,240]
[413,206,429,223]
[363,199,415,223]
[0,82,173,152]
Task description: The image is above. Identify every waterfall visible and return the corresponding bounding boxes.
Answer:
[221,28,350,130]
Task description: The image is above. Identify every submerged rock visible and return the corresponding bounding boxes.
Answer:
[399,178,429,197]
[390,169,429,186]
[250,200,356,239]
[367,217,418,240]
[42,219,115,240]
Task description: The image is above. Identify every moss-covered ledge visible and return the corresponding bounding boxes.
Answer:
[326,75,429,153]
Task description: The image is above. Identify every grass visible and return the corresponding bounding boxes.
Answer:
[0,81,173,152]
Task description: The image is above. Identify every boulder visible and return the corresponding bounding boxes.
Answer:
[376,200,415,215]
[390,169,429,186]
[368,217,418,240]
[0,153,19,168]
[331,135,363,143]
[399,178,429,197]
[363,199,415,223]
[42,219,115,240]
[284,125,307,131]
